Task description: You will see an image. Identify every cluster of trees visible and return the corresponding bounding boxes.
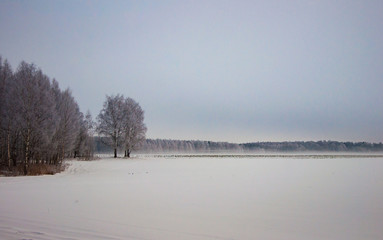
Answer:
[94,139,383,153]
[241,141,383,152]
[96,94,147,158]
[139,139,242,153]
[94,138,241,154]
[0,56,148,175]
[0,56,95,175]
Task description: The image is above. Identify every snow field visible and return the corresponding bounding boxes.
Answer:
[1,156,383,240]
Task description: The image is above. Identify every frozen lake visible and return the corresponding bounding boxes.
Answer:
[1,155,383,240]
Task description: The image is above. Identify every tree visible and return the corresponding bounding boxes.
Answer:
[96,95,146,158]
[0,57,15,168]
[0,56,92,175]
[53,88,81,162]
[13,62,57,174]
[0,56,17,168]
[97,94,126,158]
[74,110,95,159]
[122,98,147,157]
[83,111,96,158]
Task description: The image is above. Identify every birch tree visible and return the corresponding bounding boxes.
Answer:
[83,111,95,158]
[0,57,15,168]
[53,88,81,162]
[74,111,95,159]
[122,98,147,157]
[0,56,92,175]
[97,95,125,158]
[14,62,57,174]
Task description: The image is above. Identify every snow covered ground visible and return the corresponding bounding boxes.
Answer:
[1,156,382,240]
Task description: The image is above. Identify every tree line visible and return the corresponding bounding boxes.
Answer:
[94,138,383,154]
[94,137,241,154]
[240,141,383,152]
[0,57,95,175]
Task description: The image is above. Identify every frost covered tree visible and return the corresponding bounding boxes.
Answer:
[97,94,126,158]
[96,95,146,158]
[0,56,92,175]
[83,111,96,158]
[74,111,95,159]
[0,57,16,168]
[13,62,58,174]
[122,98,147,157]
[53,88,81,162]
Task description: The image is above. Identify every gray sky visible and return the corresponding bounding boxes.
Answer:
[1,0,382,143]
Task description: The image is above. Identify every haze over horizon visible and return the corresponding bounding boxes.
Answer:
[1,0,382,143]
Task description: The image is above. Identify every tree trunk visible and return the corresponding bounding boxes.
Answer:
[12,137,17,167]
[61,145,65,163]
[114,135,118,158]
[127,149,130,158]
[7,131,11,169]
[24,128,30,175]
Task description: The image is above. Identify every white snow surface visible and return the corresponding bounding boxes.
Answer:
[1,156,383,240]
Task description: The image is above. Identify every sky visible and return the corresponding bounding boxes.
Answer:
[0,0,382,143]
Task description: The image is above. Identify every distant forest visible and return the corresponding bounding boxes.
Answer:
[95,137,383,154]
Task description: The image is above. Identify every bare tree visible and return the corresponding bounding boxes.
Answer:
[53,88,81,162]
[0,57,15,168]
[13,62,57,174]
[96,95,147,158]
[74,110,95,159]
[0,56,93,175]
[83,111,96,159]
[97,95,126,158]
[122,98,147,157]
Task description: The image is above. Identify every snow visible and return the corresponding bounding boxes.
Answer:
[1,156,383,240]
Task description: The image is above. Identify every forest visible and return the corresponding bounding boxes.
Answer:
[95,138,383,154]
[0,56,147,175]
[0,57,95,175]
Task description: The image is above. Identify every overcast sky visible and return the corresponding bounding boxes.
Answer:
[1,0,382,143]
